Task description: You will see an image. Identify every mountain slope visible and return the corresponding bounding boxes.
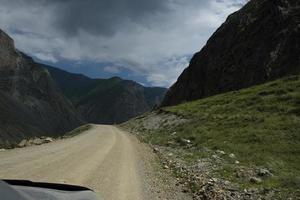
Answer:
[123,75,300,199]
[162,0,300,106]
[46,66,167,124]
[42,65,99,103]
[0,30,83,148]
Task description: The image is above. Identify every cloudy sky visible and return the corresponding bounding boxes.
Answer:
[0,0,247,87]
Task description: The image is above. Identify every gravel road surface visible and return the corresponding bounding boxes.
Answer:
[0,125,191,200]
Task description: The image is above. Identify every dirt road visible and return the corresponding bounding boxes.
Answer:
[0,125,191,200]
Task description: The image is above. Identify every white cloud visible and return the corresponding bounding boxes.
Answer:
[145,56,190,87]
[34,53,58,63]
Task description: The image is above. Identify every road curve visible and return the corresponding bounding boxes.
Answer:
[0,125,144,200]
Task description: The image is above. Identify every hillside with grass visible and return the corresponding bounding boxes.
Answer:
[122,75,300,199]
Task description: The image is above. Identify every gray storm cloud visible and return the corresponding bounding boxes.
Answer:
[52,0,171,36]
[0,0,247,86]
[2,0,173,36]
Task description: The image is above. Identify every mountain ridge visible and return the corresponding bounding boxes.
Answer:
[162,0,300,106]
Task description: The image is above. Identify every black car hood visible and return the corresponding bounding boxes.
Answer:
[0,180,100,200]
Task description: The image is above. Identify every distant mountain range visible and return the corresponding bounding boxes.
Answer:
[162,0,300,106]
[45,65,167,124]
[0,30,83,148]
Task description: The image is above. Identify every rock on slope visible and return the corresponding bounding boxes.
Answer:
[162,0,300,106]
[0,30,83,148]
[46,66,167,124]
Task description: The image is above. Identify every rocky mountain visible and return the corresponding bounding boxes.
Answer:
[162,0,300,106]
[46,66,167,124]
[0,30,83,148]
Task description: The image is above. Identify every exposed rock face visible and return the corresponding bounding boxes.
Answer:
[46,66,167,124]
[162,0,300,106]
[0,29,83,147]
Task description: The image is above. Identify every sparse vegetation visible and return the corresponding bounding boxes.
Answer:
[123,75,300,196]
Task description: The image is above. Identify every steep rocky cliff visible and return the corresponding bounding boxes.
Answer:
[0,30,83,147]
[162,0,300,106]
[46,66,167,124]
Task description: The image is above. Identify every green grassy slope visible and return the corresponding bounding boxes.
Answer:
[124,75,300,192]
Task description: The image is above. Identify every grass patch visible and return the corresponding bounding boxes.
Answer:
[64,124,92,137]
[125,75,300,192]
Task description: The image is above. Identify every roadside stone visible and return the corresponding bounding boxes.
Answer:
[171,132,177,136]
[153,147,159,153]
[180,138,191,145]
[207,180,214,186]
[27,139,34,146]
[211,178,218,182]
[224,180,231,186]
[44,137,54,143]
[167,141,175,146]
[18,139,27,148]
[257,168,272,177]
[229,153,236,159]
[33,138,43,145]
[216,150,226,155]
[250,177,262,184]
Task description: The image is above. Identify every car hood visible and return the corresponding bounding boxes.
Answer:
[0,180,101,200]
